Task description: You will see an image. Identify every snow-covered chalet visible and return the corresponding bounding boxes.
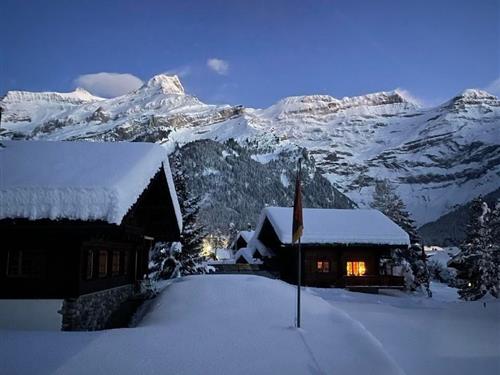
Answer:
[0,140,182,330]
[248,207,410,290]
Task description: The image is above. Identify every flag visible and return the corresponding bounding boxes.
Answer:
[292,160,303,244]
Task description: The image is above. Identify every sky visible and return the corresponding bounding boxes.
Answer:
[1,0,499,108]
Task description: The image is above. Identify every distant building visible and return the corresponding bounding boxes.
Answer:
[0,140,182,330]
[231,230,254,250]
[249,207,409,290]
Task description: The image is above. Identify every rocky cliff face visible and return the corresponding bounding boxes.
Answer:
[1,74,499,228]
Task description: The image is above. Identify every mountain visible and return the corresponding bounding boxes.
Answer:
[418,187,500,246]
[1,74,499,230]
[173,139,355,237]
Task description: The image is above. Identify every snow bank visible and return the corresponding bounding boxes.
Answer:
[0,140,182,231]
[0,275,403,375]
[255,207,410,245]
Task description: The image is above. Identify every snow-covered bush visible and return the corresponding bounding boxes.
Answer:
[427,259,457,285]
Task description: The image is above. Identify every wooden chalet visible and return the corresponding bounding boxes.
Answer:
[0,140,182,299]
[250,207,409,290]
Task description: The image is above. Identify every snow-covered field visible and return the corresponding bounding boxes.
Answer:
[1,275,498,375]
[310,283,500,375]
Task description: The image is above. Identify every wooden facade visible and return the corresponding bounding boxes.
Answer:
[0,168,181,299]
[257,218,405,289]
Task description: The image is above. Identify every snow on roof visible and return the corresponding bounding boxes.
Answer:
[234,247,263,264]
[0,140,182,231]
[239,230,254,242]
[247,236,275,257]
[255,207,409,246]
[215,248,233,261]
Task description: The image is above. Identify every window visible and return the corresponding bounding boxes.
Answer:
[98,250,108,277]
[86,250,94,280]
[346,261,366,276]
[123,251,130,275]
[6,250,44,278]
[316,260,330,273]
[112,251,120,275]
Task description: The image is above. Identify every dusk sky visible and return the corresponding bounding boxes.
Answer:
[1,0,499,107]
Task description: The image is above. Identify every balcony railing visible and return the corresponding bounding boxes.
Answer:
[343,275,404,288]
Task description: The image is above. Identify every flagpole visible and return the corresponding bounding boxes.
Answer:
[296,158,302,329]
[297,236,301,328]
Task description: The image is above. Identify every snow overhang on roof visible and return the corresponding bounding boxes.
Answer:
[0,140,182,232]
[254,207,410,246]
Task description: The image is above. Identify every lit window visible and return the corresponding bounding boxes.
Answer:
[316,260,330,273]
[86,250,94,280]
[346,261,366,276]
[112,251,120,275]
[98,251,108,277]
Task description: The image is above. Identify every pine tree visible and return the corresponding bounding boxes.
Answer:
[449,198,499,300]
[489,200,500,295]
[151,148,207,279]
[171,149,207,275]
[371,179,431,296]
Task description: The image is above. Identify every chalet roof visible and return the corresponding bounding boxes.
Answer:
[0,140,182,231]
[239,230,254,243]
[254,207,409,246]
[234,247,263,264]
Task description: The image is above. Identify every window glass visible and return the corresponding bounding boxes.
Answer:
[112,251,120,275]
[6,250,44,278]
[316,260,330,273]
[86,250,94,280]
[346,261,366,276]
[123,251,130,275]
[99,250,108,277]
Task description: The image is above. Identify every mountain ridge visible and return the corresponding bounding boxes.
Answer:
[1,74,498,230]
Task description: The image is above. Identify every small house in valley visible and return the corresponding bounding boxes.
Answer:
[231,231,254,250]
[250,207,409,290]
[0,140,182,330]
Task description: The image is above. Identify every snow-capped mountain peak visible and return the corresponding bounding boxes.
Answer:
[2,87,103,104]
[143,74,185,95]
[1,73,498,229]
[443,88,498,110]
[459,88,496,99]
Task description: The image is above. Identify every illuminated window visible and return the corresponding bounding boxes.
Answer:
[86,250,94,280]
[316,260,330,273]
[112,251,120,275]
[98,251,108,277]
[346,261,366,276]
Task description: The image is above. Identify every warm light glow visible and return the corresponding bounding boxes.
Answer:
[201,238,214,257]
[316,261,330,273]
[347,261,366,276]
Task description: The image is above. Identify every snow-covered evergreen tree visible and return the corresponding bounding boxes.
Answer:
[372,179,431,296]
[151,148,207,279]
[171,149,207,275]
[449,198,499,300]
